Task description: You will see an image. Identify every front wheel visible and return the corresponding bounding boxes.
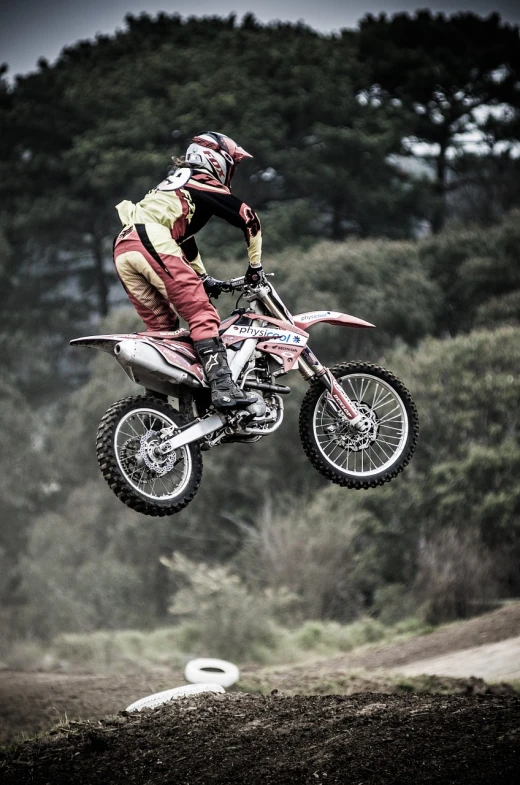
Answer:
[299,362,419,489]
[96,395,203,516]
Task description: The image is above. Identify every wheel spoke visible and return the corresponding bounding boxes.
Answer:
[118,428,139,440]
[379,407,401,422]
[158,475,170,494]
[363,448,379,471]
[126,419,141,437]
[372,390,393,410]
[379,423,403,432]
[373,439,392,462]
[359,377,370,402]
[347,377,359,399]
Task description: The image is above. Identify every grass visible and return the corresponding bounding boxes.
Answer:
[239,667,520,698]
[4,616,434,674]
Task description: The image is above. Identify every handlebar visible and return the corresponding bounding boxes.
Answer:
[220,273,274,293]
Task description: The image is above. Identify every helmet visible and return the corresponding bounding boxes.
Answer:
[185,132,253,187]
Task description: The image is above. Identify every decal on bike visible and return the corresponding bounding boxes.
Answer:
[329,376,360,420]
[298,311,335,321]
[223,324,308,346]
[256,339,305,373]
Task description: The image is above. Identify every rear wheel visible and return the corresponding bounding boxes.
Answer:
[96,395,202,516]
[299,362,419,488]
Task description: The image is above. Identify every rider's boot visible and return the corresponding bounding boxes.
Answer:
[194,336,258,410]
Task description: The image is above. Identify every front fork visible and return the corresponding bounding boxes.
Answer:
[298,347,369,431]
[251,286,369,433]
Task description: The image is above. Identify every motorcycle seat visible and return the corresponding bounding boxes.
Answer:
[138,316,237,345]
[170,324,233,340]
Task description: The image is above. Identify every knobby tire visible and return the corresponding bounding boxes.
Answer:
[96,395,203,516]
[299,362,419,489]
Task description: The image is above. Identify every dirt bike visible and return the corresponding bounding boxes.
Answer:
[71,275,419,516]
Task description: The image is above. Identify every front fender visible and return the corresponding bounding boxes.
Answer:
[293,311,375,330]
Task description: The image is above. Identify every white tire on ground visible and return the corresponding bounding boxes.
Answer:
[125,682,225,712]
[184,658,240,688]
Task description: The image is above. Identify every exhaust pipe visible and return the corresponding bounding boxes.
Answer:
[114,339,202,388]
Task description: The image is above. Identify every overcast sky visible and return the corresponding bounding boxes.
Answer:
[1,0,519,78]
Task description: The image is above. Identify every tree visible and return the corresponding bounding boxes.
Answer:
[357,11,520,231]
[282,120,429,240]
[419,209,520,336]
[0,379,50,638]
[347,325,520,603]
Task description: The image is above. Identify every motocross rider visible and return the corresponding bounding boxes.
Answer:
[113,131,263,410]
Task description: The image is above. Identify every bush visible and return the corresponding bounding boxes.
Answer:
[160,552,295,661]
[474,290,520,330]
[414,528,498,624]
[287,617,387,655]
[341,326,520,604]
[19,505,148,639]
[372,584,417,625]
[419,210,520,336]
[238,497,374,623]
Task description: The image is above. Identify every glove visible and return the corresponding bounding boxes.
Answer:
[200,274,225,299]
[244,264,265,287]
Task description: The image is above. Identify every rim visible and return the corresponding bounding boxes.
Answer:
[114,407,192,501]
[312,373,409,477]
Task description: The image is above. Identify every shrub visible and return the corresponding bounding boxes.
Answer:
[238,498,372,623]
[160,552,295,662]
[372,584,417,625]
[414,528,498,624]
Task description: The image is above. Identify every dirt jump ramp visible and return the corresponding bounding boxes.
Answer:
[1,692,519,785]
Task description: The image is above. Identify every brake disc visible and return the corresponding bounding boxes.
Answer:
[138,431,178,477]
[334,402,378,452]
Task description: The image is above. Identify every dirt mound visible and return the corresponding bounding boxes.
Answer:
[1,692,519,785]
[2,668,515,747]
[1,604,519,751]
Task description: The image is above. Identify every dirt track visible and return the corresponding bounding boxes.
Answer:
[2,692,519,785]
[0,671,187,746]
[316,602,520,672]
[395,634,520,681]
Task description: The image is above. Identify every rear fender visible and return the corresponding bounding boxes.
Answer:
[70,334,205,389]
[293,311,375,330]
[70,334,140,353]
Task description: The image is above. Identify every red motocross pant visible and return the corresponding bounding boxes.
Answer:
[113,223,220,341]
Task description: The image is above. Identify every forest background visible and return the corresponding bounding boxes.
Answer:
[1,10,519,666]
